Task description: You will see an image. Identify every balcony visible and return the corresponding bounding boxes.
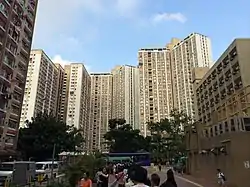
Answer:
[12,92,21,104]
[4,0,12,6]
[0,97,7,113]
[0,70,11,84]
[29,0,36,11]
[8,119,18,129]
[26,11,34,24]
[0,2,8,19]
[22,34,31,46]
[6,42,17,57]
[21,41,29,56]
[3,55,14,71]
[0,83,9,93]
[10,105,19,117]
[8,26,19,44]
[17,0,25,7]
[17,65,26,78]
[12,15,21,29]
[0,17,6,32]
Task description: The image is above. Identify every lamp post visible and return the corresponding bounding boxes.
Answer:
[50,143,56,183]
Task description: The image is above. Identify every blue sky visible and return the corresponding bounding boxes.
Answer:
[32,0,250,73]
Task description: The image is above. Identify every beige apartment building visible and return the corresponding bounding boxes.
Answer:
[20,50,59,127]
[65,64,91,142]
[111,65,140,129]
[55,63,65,121]
[59,65,71,123]
[0,0,38,155]
[171,33,213,119]
[195,39,250,128]
[138,47,173,136]
[187,39,250,187]
[138,33,213,136]
[89,73,112,152]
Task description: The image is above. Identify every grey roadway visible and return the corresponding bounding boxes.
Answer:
[155,171,204,187]
[108,169,204,187]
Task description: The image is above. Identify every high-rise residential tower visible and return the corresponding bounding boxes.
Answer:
[59,65,71,123]
[54,63,65,121]
[138,47,173,136]
[65,64,91,139]
[20,50,59,127]
[0,0,38,154]
[171,33,213,118]
[89,73,112,152]
[111,65,140,129]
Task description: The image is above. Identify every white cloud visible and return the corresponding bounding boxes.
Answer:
[52,55,91,73]
[115,0,142,17]
[32,0,142,55]
[152,12,187,23]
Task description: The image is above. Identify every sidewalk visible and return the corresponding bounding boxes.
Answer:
[160,167,218,187]
[176,174,218,187]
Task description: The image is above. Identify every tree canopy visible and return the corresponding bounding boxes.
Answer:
[17,112,84,161]
[103,119,149,153]
[148,109,191,162]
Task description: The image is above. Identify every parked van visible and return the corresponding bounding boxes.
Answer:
[0,161,35,187]
[35,161,61,181]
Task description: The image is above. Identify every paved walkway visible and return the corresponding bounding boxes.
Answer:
[148,167,218,187]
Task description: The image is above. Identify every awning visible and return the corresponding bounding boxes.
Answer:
[108,157,132,161]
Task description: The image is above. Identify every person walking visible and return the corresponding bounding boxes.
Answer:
[131,166,150,187]
[116,166,126,187]
[150,173,160,187]
[217,169,226,186]
[79,172,92,187]
[160,169,177,187]
[99,167,109,187]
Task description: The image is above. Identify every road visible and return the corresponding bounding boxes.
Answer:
[109,168,205,187]
[156,171,204,187]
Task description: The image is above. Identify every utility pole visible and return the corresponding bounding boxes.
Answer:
[50,144,56,183]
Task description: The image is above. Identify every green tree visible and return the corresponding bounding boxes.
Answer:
[65,154,106,187]
[148,109,191,162]
[104,119,148,153]
[17,112,84,161]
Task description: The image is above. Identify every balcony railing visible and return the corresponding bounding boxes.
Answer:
[3,56,14,69]
[8,120,17,129]
[12,93,21,103]
[0,98,6,112]
[0,3,8,18]
[0,70,11,83]
[4,0,12,6]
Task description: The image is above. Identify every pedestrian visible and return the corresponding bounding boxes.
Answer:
[217,169,226,186]
[116,166,126,187]
[150,173,160,187]
[99,167,109,187]
[129,165,149,187]
[158,163,162,171]
[95,168,102,187]
[160,169,177,187]
[79,172,92,187]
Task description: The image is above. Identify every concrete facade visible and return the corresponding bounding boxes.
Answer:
[138,47,173,136]
[89,73,112,152]
[0,0,38,155]
[20,50,59,127]
[66,64,91,134]
[111,65,140,129]
[186,39,250,187]
[171,33,213,119]
[138,33,213,136]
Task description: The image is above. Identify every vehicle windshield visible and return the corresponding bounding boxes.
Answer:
[0,164,13,171]
[36,164,44,170]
